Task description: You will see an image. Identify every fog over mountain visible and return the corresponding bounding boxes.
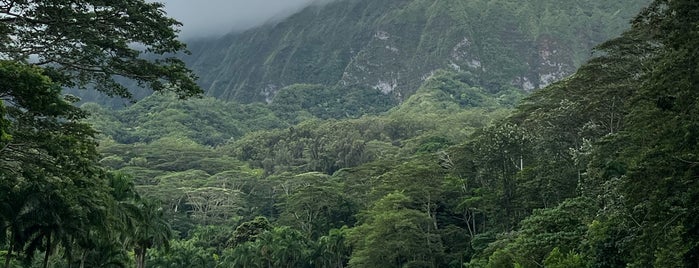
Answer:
[159,0,336,39]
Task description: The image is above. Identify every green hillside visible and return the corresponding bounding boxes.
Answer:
[7,0,699,267]
[185,0,648,103]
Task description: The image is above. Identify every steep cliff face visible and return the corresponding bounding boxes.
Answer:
[184,0,649,103]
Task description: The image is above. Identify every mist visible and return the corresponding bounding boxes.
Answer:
[158,0,336,39]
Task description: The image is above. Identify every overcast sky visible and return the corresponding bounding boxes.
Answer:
[158,0,331,39]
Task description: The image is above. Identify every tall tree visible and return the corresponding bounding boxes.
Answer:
[132,200,172,268]
[0,0,201,98]
[278,173,356,239]
[0,61,110,267]
[314,228,351,268]
[1,0,201,263]
[221,226,314,268]
[348,192,444,268]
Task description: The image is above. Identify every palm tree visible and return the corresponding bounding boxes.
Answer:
[220,242,263,268]
[79,238,130,268]
[106,173,141,250]
[132,199,172,268]
[73,173,137,268]
[315,228,350,268]
[1,187,37,268]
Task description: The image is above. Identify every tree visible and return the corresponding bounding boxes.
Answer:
[0,0,201,99]
[543,247,585,268]
[605,0,699,265]
[348,192,444,268]
[65,172,142,268]
[1,182,39,268]
[147,239,216,268]
[375,158,446,233]
[75,237,131,268]
[183,186,243,226]
[314,228,351,268]
[0,61,111,267]
[278,173,356,239]
[228,216,273,248]
[480,197,595,268]
[450,123,532,231]
[132,200,172,268]
[1,0,201,263]
[260,227,313,268]
[221,226,314,268]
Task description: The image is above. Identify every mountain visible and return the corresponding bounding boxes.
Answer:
[183,0,649,103]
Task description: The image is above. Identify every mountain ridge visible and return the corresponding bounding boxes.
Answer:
[183,0,650,104]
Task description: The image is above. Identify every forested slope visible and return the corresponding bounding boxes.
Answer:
[80,0,699,267]
[4,0,698,267]
[185,0,649,104]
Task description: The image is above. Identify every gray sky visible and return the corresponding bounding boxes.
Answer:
[158,0,330,39]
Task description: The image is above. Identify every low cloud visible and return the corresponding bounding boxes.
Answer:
[158,0,336,39]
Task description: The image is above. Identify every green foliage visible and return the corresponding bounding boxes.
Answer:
[0,0,199,266]
[0,61,107,267]
[576,1,699,266]
[45,1,699,268]
[229,216,273,247]
[315,228,352,268]
[270,83,397,122]
[543,247,586,268]
[473,1,699,267]
[398,71,497,112]
[186,0,648,103]
[0,61,177,268]
[277,173,357,239]
[348,192,444,267]
[72,237,132,268]
[442,122,535,234]
[84,93,287,145]
[148,239,217,268]
[477,198,595,267]
[227,119,372,175]
[224,86,508,176]
[0,102,11,145]
[651,225,690,268]
[486,249,514,268]
[81,40,514,267]
[0,0,201,99]
[220,226,314,268]
[133,199,172,268]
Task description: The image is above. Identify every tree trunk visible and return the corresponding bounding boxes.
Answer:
[80,250,87,268]
[66,252,72,268]
[43,233,51,268]
[473,211,477,235]
[4,243,13,268]
[464,210,475,238]
[135,247,146,268]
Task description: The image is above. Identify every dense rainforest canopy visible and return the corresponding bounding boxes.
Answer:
[2,0,699,267]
